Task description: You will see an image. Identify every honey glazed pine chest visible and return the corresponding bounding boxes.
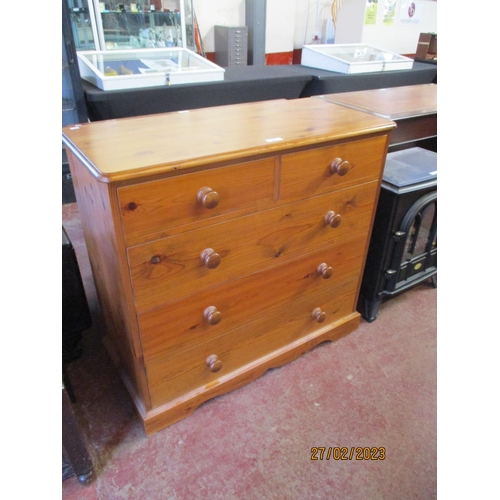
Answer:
[62,98,395,435]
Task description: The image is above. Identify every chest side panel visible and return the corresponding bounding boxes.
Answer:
[67,150,151,412]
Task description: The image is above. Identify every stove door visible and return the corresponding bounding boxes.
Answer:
[385,191,437,293]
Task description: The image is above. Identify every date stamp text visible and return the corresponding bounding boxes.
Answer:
[311,447,386,460]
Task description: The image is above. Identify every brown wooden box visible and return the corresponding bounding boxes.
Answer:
[415,33,437,61]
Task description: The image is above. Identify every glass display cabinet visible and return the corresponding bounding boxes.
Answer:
[71,0,196,52]
[67,0,98,50]
[63,0,89,203]
[77,47,224,90]
[301,44,414,74]
[66,0,223,90]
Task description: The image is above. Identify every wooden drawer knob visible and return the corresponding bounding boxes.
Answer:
[324,210,342,228]
[198,186,220,209]
[204,306,222,325]
[206,354,223,373]
[201,248,221,269]
[330,158,351,176]
[312,307,327,323]
[317,263,333,279]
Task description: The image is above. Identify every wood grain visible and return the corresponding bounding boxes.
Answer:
[280,135,387,202]
[147,279,359,407]
[144,312,361,433]
[138,234,367,362]
[63,97,394,434]
[317,84,437,120]
[128,181,379,312]
[62,98,395,183]
[316,85,437,149]
[67,150,151,410]
[118,157,276,244]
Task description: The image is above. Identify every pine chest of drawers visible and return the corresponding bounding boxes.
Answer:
[62,98,395,435]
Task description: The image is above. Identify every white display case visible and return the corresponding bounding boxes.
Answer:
[301,44,414,74]
[77,47,225,90]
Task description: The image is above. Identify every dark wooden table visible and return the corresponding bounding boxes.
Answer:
[316,84,438,322]
[315,83,437,150]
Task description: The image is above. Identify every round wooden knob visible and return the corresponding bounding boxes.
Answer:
[206,354,223,373]
[204,306,222,325]
[324,211,342,228]
[198,186,220,209]
[201,248,221,269]
[312,307,327,323]
[330,158,351,176]
[317,263,333,279]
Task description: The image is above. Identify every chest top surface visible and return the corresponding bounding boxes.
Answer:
[317,84,437,120]
[62,98,395,183]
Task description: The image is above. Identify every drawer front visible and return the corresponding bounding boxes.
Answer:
[118,158,276,244]
[138,234,367,362]
[280,136,387,203]
[230,39,247,60]
[129,182,378,312]
[147,278,358,407]
[230,36,246,49]
[229,30,246,45]
[230,59,247,66]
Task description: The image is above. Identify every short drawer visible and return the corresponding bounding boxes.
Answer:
[128,181,378,312]
[280,135,387,202]
[230,40,246,50]
[118,157,276,244]
[138,234,367,363]
[147,278,358,407]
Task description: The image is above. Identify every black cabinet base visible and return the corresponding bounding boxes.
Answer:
[359,296,383,324]
[359,272,437,323]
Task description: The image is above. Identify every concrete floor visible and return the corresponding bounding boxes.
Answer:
[62,201,437,500]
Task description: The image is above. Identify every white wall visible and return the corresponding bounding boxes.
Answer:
[192,0,245,53]
[334,0,366,45]
[193,0,297,54]
[193,0,437,55]
[294,0,341,48]
[266,0,296,54]
[336,0,437,54]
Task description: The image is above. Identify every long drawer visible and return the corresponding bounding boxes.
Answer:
[118,157,276,244]
[128,181,379,312]
[138,234,367,362]
[280,135,387,203]
[147,278,359,407]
